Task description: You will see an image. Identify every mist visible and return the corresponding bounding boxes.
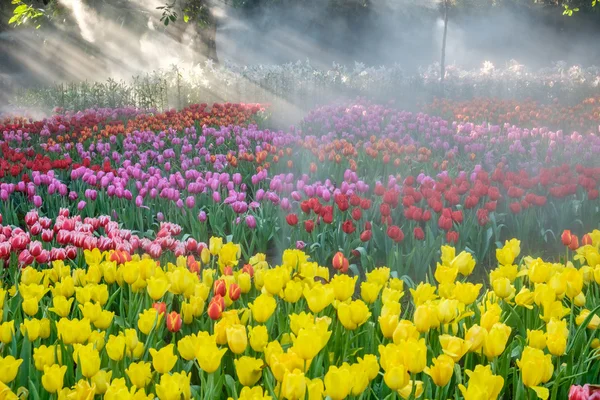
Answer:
[1,0,600,111]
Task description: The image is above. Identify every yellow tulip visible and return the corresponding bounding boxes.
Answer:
[94,310,114,330]
[34,345,59,372]
[491,277,514,299]
[410,282,438,306]
[414,303,439,333]
[439,334,471,362]
[234,356,263,386]
[330,274,357,302]
[324,364,352,400]
[515,287,535,309]
[348,363,370,396]
[78,301,102,323]
[121,261,140,285]
[379,313,399,338]
[75,343,101,379]
[263,268,286,296]
[304,284,335,313]
[496,239,520,266]
[337,300,371,330]
[237,272,252,294]
[0,356,22,383]
[576,309,600,329]
[424,354,454,387]
[226,324,248,354]
[366,266,390,285]
[479,303,502,331]
[125,361,153,389]
[149,344,178,374]
[459,365,504,400]
[483,323,512,360]
[307,377,325,400]
[434,263,458,284]
[91,370,112,395]
[195,343,227,373]
[237,386,271,400]
[280,369,306,400]
[218,242,240,271]
[392,320,419,343]
[56,317,92,344]
[22,297,39,316]
[106,334,127,361]
[248,325,269,352]
[20,318,42,342]
[70,379,96,400]
[209,237,223,255]
[437,298,461,324]
[42,364,67,393]
[453,282,482,305]
[155,371,191,400]
[289,312,314,336]
[138,308,162,335]
[146,276,171,301]
[517,346,553,399]
[0,321,14,344]
[384,365,409,391]
[282,280,304,303]
[360,281,382,304]
[403,337,427,373]
[248,293,277,323]
[526,329,547,349]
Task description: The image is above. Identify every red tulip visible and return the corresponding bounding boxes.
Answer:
[360,198,372,210]
[380,203,391,217]
[561,230,573,246]
[342,220,356,234]
[446,231,459,244]
[351,208,362,221]
[304,220,315,233]
[286,214,298,226]
[360,230,372,242]
[386,225,404,243]
[569,235,579,251]
[214,279,227,297]
[207,296,224,320]
[582,234,593,246]
[166,311,182,332]
[153,302,167,315]
[413,227,425,241]
[229,283,241,301]
[242,264,254,277]
[332,252,349,273]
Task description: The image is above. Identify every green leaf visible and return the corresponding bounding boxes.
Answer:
[13,4,29,14]
[183,14,190,23]
[8,15,19,25]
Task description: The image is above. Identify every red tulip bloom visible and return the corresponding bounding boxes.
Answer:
[446,231,459,244]
[351,208,362,221]
[561,230,573,246]
[413,227,425,241]
[300,200,311,214]
[380,203,391,217]
[332,252,349,273]
[207,298,223,320]
[582,234,593,246]
[360,198,372,210]
[167,311,182,332]
[360,230,372,242]
[214,279,227,297]
[305,220,315,233]
[242,263,254,277]
[386,225,404,243]
[153,302,167,315]
[342,220,356,234]
[350,195,361,207]
[286,214,299,226]
[229,283,241,301]
[569,235,580,251]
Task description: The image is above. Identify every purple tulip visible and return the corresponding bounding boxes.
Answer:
[296,241,306,249]
[245,215,257,229]
[198,211,207,222]
[186,196,195,208]
[33,195,42,208]
[212,192,221,202]
[77,201,86,210]
[157,212,164,222]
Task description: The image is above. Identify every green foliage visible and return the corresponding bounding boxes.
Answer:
[8,0,48,28]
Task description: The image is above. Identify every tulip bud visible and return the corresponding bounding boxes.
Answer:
[561,230,573,246]
[166,311,182,333]
[229,283,241,301]
[214,279,227,297]
[207,299,223,320]
[582,233,593,246]
[332,252,349,273]
[153,302,167,315]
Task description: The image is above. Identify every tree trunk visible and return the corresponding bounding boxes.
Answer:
[198,3,219,64]
[440,0,448,97]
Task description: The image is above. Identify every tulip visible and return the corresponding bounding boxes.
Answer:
[281,369,307,400]
[337,300,371,330]
[439,334,471,362]
[324,365,352,400]
[41,364,67,393]
[195,343,227,373]
[458,365,504,400]
[424,354,454,387]
[0,321,14,344]
[517,346,554,399]
[226,324,248,354]
[75,344,101,379]
[149,344,178,374]
[155,371,191,400]
[147,276,171,300]
[249,325,269,352]
[234,356,264,386]
[248,293,277,323]
[0,356,23,383]
[167,311,183,333]
[483,323,512,360]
